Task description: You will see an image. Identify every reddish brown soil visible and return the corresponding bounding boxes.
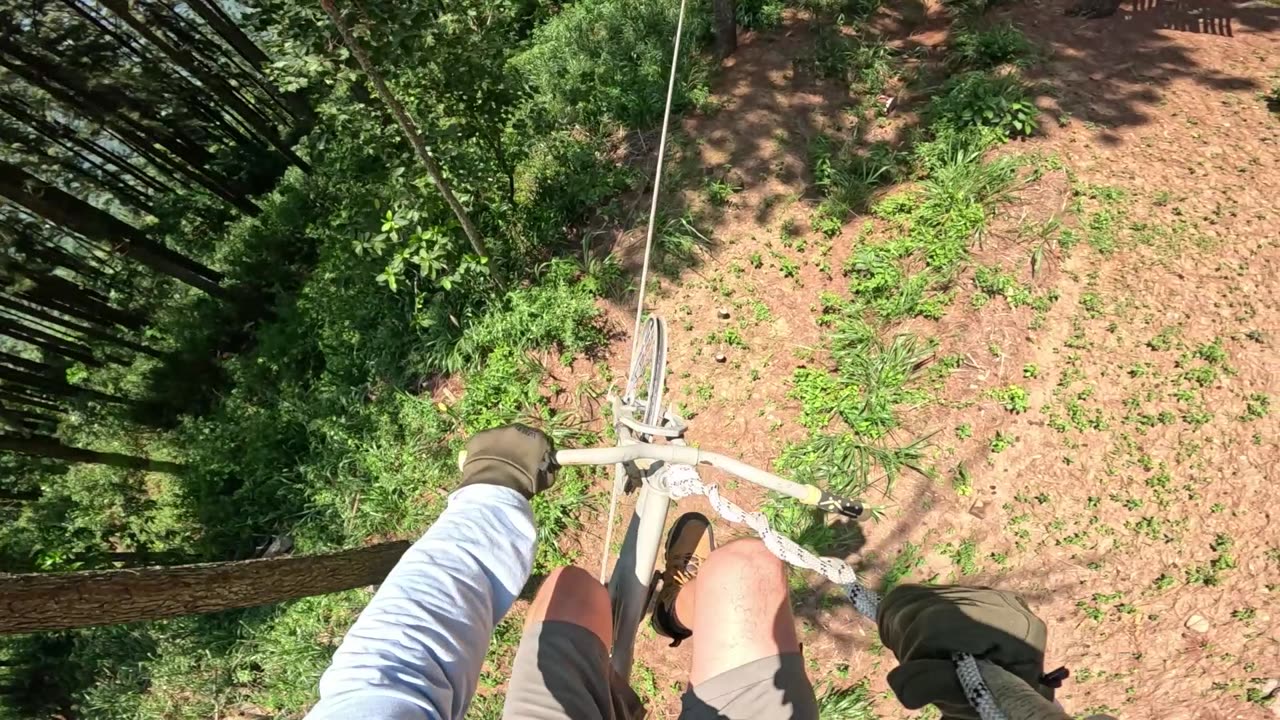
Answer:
[489,4,1280,718]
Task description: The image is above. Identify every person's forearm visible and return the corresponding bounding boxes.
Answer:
[306,484,535,720]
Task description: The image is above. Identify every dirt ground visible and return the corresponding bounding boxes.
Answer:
[501,3,1279,718]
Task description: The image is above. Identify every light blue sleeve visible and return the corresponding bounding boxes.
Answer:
[305,484,536,720]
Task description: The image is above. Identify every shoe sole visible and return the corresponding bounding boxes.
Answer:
[666,511,715,556]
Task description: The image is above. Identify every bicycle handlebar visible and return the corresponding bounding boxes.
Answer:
[461,443,863,519]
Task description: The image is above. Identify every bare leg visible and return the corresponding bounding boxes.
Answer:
[523,565,612,647]
[675,538,801,685]
[504,566,621,720]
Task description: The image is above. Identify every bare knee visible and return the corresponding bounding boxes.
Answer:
[688,538,800,684]
[701,538,788,595]
[525,566,611,647]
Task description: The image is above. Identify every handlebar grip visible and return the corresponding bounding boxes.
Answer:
[816,490,863,519]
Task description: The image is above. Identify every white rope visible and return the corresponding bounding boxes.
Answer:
[602,0,689,584]
[663,465,1010,720]
[628,0,688,360]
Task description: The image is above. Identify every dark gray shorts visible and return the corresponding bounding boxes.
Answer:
[501,621,818,720]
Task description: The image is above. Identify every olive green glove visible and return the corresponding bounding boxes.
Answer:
[459,424,556,499]
[877,584,1054,720]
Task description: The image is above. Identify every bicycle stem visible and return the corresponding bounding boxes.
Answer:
[554,444,864,519]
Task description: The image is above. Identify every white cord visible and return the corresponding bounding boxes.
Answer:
[664,465,1010,720]
[603,0,689,581]
[628,0,688,360]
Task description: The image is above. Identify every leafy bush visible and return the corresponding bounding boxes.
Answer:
[929,71,1038,138]
[812,30,894,95]
[511,129,635,238]
[810,135,901,220]
[737,0,785,29]
[951,22,1033,68]
[511,0,710,129]
[445,260,608,372]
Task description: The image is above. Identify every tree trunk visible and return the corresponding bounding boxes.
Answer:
[0,541,411,634]
[98,0,309,172]
[0,51,257,215]
[0,120,155,215]
[0,94,175,197]
[0,387,63,414]
[0,434,183,473]
[319,0,494,273]
[0,365,127,405]
[21,272,146,330]
[713,0,737,58]
[0,317,105,368]
[0,295,163,359]
[0,487,40,503]
[0,406,58,434]
[180,0,314,124]
[0,350,50,374]
[0,160,230,298]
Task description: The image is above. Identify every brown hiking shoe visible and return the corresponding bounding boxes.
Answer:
[651,512,714,647]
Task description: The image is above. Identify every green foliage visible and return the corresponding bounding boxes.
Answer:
[880,542,923,591]
[951,23,1033,68]
[511,0,710,129]
[446,261,607,372]
[989,430,1015,453]
[811,134,900,221]
[817,680,878,720]
[929,71,1038,138]
[1241,392,1270,421]
[514,130,635,234]
[940,0,1000,18]
[813,30,895,95]
[989,384,1030,413]
[737,0,786,28]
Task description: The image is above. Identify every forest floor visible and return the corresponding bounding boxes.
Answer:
[470,2,1280,719]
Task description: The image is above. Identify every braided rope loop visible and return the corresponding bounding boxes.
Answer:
[663,466,1008,720]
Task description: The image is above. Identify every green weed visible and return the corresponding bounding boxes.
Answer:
[989,431,1014,453]
[1241,393,1270,421]
[929,71,1038,138]
[951,23,1033,68]
[813,30,896,96]
[817,680,877,720]
[989,384,1030,413]
[880,542,923,591]
[943,539,981,575]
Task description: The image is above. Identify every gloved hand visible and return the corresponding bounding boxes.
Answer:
[877,584,1053,720]
[459,424,556,499]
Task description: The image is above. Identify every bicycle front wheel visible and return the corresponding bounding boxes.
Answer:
[623,315,667,429]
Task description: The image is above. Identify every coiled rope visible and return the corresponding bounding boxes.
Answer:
[662,463,1010,720]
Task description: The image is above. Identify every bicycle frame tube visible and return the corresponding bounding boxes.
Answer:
[607,476,671,681]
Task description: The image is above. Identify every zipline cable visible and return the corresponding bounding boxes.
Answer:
[603,0,689,579]
[628,0,688,360]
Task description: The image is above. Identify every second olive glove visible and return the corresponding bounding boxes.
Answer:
[459,424,556,499]
[877,584,1054,720]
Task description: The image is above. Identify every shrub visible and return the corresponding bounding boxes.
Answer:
[511,0,710,129]
[736,0,785,29]
[811,135,900,217]
[929,71,1038,138]
[951,23,1033,68]
[512,129,634,237]
[812,30,894,95]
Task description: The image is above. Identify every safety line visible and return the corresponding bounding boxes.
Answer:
[628,0,689,360]
[603,0,690,581]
